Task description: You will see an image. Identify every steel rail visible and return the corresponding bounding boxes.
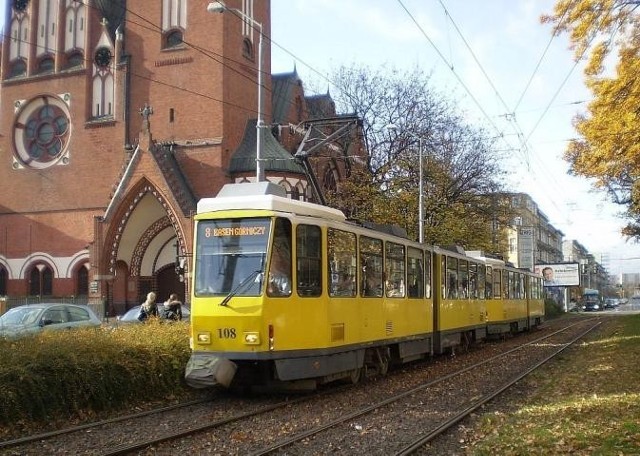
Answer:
[100,394,316,456]
[0,396,213,449]
[246,318,597,455]
[394,321,602,455]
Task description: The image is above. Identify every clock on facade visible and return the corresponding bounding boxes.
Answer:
[13,0,29,13]
[94,47,112,68]
[13,95,71,169]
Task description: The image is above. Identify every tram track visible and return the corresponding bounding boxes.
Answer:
[0,317,601,455]
[0,397,214,450]
[243,319,600,455]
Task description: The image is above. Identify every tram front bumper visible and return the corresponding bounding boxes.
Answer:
[185,353,237,388]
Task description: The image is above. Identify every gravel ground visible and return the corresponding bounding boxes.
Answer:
[1,315,604,456]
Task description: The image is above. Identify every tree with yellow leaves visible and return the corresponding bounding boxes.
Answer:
[543,0,640,237]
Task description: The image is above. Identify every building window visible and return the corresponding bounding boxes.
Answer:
[13,95,71,169]
[0,267,7,295]
[76,264,89,296]
[37,55,54,74]
[29,264,53,296]
[164,29,183,48]
[66,51,84,69]
[9,58,27,78]
[13,0,30,13]
[242,37,253,59]
[92,49,114,119]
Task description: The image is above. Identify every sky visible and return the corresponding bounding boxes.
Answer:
[0,0,638,276]
[271,0,640,277]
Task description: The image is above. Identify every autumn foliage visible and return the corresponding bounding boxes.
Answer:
[543,1,640,238]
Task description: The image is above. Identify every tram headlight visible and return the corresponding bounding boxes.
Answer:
[244,332,260,345]
[196,332,211,344]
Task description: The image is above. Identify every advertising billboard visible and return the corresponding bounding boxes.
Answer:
[517,227,535,270]
[534,263,580,287]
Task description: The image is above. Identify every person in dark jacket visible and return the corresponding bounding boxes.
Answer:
[162,293,183,321]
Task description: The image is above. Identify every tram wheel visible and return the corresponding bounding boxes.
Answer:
[377,350,390,376]
[348,367,362,384]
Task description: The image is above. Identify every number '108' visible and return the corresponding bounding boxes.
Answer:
[217,328,237,339]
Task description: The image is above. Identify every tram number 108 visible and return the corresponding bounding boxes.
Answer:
[217,328,237,339]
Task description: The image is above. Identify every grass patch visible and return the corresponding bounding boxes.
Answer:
[0,321,193,437]
[467,315,640,455]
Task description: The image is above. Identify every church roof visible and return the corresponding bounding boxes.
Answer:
[305,93,336,119]
[271,70,301,125]
[151,143,197,217]
[228,119,305,176]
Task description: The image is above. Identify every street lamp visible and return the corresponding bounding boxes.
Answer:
[387,125,424,243]
[207,1,264,182]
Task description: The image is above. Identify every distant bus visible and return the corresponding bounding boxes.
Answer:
[582,288,601,311]
[582,288,599,300]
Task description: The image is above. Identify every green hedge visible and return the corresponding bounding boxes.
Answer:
[0,322,191,426]
[544,298,563,318]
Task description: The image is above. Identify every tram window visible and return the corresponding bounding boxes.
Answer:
[485,266,493,299]
[513,271,521,299]
[360,236,383,297]
[425,250,432,298]
[493,268,502,299]
[459,260,468,298]
[477,264,486,299]
[447,256,458,299]
[441,256,446,298]
[502,270,510,299]
[296,224,322,297]
[194,218,270,296]
[385,242,405,298]
[520,274,527,299]
[537,277,543,299]
[268,218,292,297]
[328,228,356,297]
[407,247,424,299]
[510,271,516,299]
[469,263,478,299]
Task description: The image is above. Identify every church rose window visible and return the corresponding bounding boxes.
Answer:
[13,95,71,169]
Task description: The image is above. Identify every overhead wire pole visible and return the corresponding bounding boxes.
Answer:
[417,136,424,244]
[386,125,424,243]
[208,1,264,182]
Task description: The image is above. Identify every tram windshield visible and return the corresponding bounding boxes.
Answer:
[194,218,270,296]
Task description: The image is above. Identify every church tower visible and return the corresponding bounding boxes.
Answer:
[0,0,274,314]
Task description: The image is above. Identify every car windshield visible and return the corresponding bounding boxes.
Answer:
[194,218,270,296]
[0,307,43,326]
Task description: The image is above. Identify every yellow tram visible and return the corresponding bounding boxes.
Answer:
[185,183,544,390]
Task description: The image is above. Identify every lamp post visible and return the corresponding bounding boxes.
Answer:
[387,125,424,243]
[207,1,264,182]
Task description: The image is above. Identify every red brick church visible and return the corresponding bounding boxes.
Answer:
[0,0,363,316]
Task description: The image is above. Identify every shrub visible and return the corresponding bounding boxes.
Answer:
[544,298,563,318]
[0,321,191,427]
